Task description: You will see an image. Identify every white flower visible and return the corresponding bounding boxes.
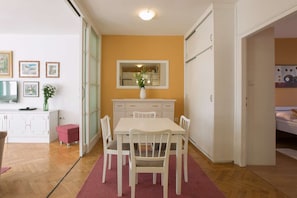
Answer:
[42,84,56,100]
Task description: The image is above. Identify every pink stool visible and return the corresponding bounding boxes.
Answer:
[56,124,79,147]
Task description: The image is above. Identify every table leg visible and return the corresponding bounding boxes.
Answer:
[176,135,182,195]
[117,135,123,197]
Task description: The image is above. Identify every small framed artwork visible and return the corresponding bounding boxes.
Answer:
[23,81,39,97]
[0,51,13,78]
[19,61,40,78]
[46,62,60,78]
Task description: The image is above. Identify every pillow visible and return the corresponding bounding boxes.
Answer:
[291,109,297,119]
[275,111,292,120]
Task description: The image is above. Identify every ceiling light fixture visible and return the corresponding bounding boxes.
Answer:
[138,9,155,21]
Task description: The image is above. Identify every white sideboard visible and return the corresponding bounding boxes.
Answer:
[112,99,175,129]
[0,109,59,143]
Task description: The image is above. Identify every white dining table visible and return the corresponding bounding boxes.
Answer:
[114,117,185,197]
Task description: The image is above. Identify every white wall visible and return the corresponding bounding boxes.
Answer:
[237,0,297,37]
[0,35,80,125]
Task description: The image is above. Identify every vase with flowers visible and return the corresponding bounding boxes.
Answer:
[42,84,56,111]
[135,69,146,99]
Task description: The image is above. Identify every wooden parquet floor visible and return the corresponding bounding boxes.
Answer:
[0,139,295,198]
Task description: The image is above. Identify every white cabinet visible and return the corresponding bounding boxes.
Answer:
[0,110,59,143]
[0,114,8,132]
[112,99,175,129]
[184,3,234,163]
[185,12,213,61]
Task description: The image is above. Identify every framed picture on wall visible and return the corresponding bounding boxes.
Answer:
[0,51,13,78]
[23,81,39,97]
[19,60,40,78]
[46,62,60,78]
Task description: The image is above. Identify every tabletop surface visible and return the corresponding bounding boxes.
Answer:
[114,117,185,135]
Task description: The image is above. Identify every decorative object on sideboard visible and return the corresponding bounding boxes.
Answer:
[135,69,146,99]
[42,84,56,111]
[19,60,40,78]
[46,62,60,78]
[23,81,39,97]
[0,51,13,78]
[139,87,146,99]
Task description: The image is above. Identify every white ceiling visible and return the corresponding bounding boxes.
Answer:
[0,0,296,37]
[76,0,236,35]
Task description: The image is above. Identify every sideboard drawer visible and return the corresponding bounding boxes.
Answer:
[162,103,174,111]
[114,103,125,111]
[126,103,143,110]
[148,103,162,110]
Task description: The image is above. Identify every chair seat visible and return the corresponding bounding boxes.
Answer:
[136,160,163,167]
[107,141,130,151]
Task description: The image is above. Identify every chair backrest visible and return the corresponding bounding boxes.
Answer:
[180,115,190,134]
[129,129,172,168]
[100,115,113,150]
[0,131,7,169]
[132,111,156,118]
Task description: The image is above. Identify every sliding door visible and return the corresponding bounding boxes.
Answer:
[185,48,214,158]
[81,21,101,156]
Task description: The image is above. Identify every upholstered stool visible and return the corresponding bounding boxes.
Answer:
[56,124,79,147]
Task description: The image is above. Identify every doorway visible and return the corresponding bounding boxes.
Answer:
[244,10,297,165]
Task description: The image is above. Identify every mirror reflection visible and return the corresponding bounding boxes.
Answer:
[117,60,169,89]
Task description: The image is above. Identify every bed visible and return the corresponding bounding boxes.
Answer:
[275,107,297,136]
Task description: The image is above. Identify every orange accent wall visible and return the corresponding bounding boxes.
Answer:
[101,35,184,126]
[275,38,297,106]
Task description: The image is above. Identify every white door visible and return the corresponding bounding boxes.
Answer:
[246,28,275,165]
[185,47,214,157]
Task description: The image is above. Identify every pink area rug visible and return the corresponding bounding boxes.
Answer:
[0,167,11,175]
[77,155,225,198]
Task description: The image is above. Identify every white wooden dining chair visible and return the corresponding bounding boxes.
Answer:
[133,111,157,183]
[152,115,191,184]
[128,129,172,198]
[132,111,156,118]
[170,115,191,182]
[100,115,130,183]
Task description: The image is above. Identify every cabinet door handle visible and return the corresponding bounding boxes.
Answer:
[210,33,213,42]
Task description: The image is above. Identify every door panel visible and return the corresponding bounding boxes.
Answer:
[185,48,214,157]
[246,28,275,165]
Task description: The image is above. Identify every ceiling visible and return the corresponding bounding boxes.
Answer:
[76,0,236,35]
[0,0,296,37]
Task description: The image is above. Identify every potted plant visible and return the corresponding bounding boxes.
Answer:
[42,84,56,111]
[135,69,146,99]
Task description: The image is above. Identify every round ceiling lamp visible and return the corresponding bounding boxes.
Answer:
[138,9,155,21]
